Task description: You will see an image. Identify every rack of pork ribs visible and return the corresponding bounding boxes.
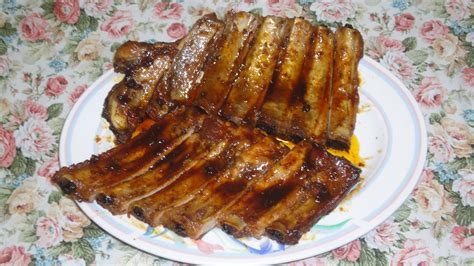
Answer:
[54,11,364,245]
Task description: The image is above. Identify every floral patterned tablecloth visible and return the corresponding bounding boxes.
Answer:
[0,0,472,265]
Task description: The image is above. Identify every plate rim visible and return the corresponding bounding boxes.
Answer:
[59,56,427,264]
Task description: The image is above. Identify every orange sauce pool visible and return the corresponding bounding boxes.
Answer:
[327,135,365,168]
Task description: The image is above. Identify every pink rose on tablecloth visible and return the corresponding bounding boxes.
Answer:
[414,178,454,221]
[331,239,361,262]
[432,33,466,63]
[420,168,434,183]
[7,177,41,215]
[36,216,63,248]
[75,33,103,61]
[37,155,59,181]
[428,134,455,163]
[391,239,433,266]
[445,0,470,21]
[45,75,68,97]
[193,239,224,254]
[380,37,405,52]
[310,0,354,23]
[154,2,184,20]
[441,117,473,158]
[0,246,31,266]
[24,99,48,120]
[267,0,302,17]
[20,13,50,42]
[53,0,80,24]
[450,226,474,252]
[59,197,91,241]
[83,0,111,17]
[69,84,88,105]
[0,55,10,77]
[452,169,474,207]
[394,13,415,31]
[414,77,446,109]
[381,51,415,82]
[14,118,55,161]
[365,218,400,252]
[462,68,474,87]
[0,125,16,168]
[420,20,449,43]
[244,0,256,3]
[100,10,135,38]
[167,22,187,39]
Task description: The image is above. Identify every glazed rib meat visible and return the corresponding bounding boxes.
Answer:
[129,125,256,226]
[146,13,224,119]
[53,107,206,201]
[220,15,288,125]
[156,134,288,239]
[103,41,178,143]
[193,11,261,114]
[327,26,364,149]
[219,142,313,238]
[266,145,360,244]
[103,12,363,149]
[96,116,232,215]
[54,105,360,244]
[56,11,367,246]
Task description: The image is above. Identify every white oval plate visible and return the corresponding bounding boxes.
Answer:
[59,57,427,265]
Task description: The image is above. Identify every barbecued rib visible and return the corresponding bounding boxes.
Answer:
[257,18,313,138]
[158,133,289,239]
[327,26,363,150]
[147,14,224,119]
[193,11,261,114]
[96,116,231,215]
[220,142,313,238]
[265,146,361,245]
[103,44,177,143]
[53,107,206,201]
[221,16,288,125]
[291,25,334,144]
[130,125,254,226]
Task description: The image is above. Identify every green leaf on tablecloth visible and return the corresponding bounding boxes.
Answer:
[394,202,411,222]
[83,224,105,238]
[110,42,121,52]
[25,157,36,176]
[0,39,7,55]
[48,117,65,135]
[89,17,99,32]
[429,112,442,124]
[19,225,38,243]
[447,158,467,172]
[358,240,387,266]
[0,23,17,37]
[466,48,474,68]
[48,190,63,204]
[48,242,72,258]
[47,103,64,120]
[454,204,474,226]
[76,11,91,32]
[9,150,27,176]
[249,8,263,16]
[459,17,474,28]
[0,187,12,216]
[139,0,156,12]
[40,0,54,12]
[72,239,96,265]
[406,50,428,65]
[402,37,417,52]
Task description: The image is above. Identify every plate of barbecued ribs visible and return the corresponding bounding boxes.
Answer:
[53,11,427,264]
